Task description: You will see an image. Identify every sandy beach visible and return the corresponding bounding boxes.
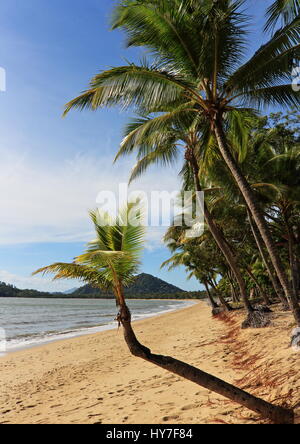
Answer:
[0,301,299,425]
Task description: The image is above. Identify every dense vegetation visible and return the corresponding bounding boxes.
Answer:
[0,282,56,299]
[161,111,300,321]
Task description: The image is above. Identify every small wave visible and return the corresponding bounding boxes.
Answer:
[4,300,196,353]
[6,323,117,352]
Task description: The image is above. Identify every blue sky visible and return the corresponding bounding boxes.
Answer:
[0,0,275,292]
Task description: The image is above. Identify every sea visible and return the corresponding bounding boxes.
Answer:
[0,298,196,354]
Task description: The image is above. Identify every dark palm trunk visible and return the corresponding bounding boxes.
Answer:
[247,210,288,307]
[246,269,271,306]
[209,278,233,311]
[204,281,219,309]
[286,222,298,301]
[213,119,300,326]
[117,303,294,424]
[228,273,240,303]
[186,148,254,314]
[231,284,239,302]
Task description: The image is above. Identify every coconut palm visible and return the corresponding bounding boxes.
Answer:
[33,206,145,310]
[201,144,286,303]
[161,231,233,312]
[259,146,300,299]
[64,0,300,325]
[33,204,294,424]
[204,111,300,301]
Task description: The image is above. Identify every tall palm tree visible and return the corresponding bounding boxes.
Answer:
[203,125,296,308]
[259,146,300,299]
[64,0,300,325]
[33,204,294,424]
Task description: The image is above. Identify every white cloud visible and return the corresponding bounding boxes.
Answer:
[0,149,182,248]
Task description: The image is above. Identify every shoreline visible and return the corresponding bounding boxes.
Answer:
[0,302,299,424]
[2,299,199,355]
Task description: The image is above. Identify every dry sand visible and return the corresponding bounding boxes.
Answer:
[0,301,299,424]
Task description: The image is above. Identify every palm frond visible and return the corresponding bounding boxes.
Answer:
[265,0,300,32]
[33,204,146,294]
[111,0,203,78]
[32,263,110,290]
[129,143,179,183]
[115,104,196,161]
[64,63,196,116]
[241,84,300,109]
[226,17,300,93]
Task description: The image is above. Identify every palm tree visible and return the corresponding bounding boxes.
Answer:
[64,0,300,325]
[259,146,300,299]
[33,206,144,311]
[247,208,288,306]
[115,111,284,317]
[117,114,255,318]
[204,111,298,307]
[161,231,232,312]
[33,204,294,424]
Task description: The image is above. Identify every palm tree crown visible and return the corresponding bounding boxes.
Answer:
[33,204,145,306]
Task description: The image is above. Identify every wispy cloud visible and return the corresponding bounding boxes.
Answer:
[0,149,181,248]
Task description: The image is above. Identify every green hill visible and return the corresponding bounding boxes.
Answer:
[0,274,205,300]
[73,273,186,296]
[0,282,56,299]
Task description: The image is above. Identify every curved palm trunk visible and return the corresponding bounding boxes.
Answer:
[213,119,300,326]
[231,283,239,302]
[246,268,271,306]
[247,209,288,307]
[204,281,219,309]
[286,222,299,301]
[208,278,233,311]
[228,272,240,303]
[186,148,253,314]
[117,302,294,424]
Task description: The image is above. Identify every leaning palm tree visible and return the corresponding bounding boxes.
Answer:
[64,0,300,326]
[33,204,294,424]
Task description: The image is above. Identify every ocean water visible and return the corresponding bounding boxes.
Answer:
[0,298,195,353]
